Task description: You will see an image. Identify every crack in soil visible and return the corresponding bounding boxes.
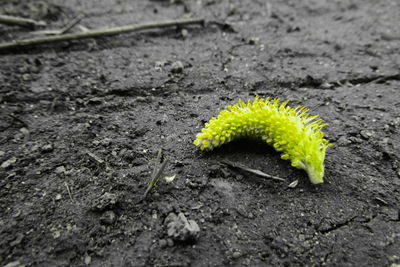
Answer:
[318,216,358,235]
[319,213,380,235]
[300,73,400,90]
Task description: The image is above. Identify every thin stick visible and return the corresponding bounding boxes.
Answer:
[0,14,46,28]
[150,149,163,179]
[59,14,85,34]
[48,97,59,113]
[143,158,169,198]
[0,18,204,51]
[220,160,286,181]
[85,150,105,165]
[33,14,85,36]
[8,114,29,128]
[64,181,74,202]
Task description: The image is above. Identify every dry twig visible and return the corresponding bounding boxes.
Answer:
[0,14,46,28]
[64,181,74,202]
[33,14,85,35]
[219,160,286,181]
[143,158,169,200]
[8,114,29,128]
[0,18,204,51]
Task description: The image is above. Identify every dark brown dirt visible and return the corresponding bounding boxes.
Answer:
[1,0,400,266]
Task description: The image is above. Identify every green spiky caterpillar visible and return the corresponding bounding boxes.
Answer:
[193,97,332,184]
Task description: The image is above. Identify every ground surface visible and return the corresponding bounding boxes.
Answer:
[1,0,400,266]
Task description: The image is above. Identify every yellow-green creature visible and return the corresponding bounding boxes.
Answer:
[194,97,332,184]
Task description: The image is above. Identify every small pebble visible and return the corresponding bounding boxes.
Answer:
[181,29,188,39]
[92,140,100,146]
[321,82,334,89]
[383,124,390,132]
[186,178,201,189]
[232,251,242,259]
[337,136,352,146]
[165,212,200,242]
[92,192,118,211]
[167,238,174,247]
[100,138,111,146]
[248,37,259,45]
[171,61,184,74]
[1,157,17,169]
[41,144,53,153]
[348,136,362,144]
[360,130,374,140]
[100,210,116,225]
[84,254,91,265]
[159,239,168,248]
[155,61,167,69]
[22,73,32,81]
[55,166,66,174]
[52,230,61,239]
[135,96,147,102]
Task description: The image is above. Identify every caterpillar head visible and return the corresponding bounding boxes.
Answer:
[295,145,329,184]
[303,160,324,184]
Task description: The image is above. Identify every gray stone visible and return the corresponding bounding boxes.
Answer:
[167,238,174,247]
[171,61,184,74]
[100,210,116,225]
[159,239,168,248]
[41,143,54,153]
[360,130,374,140]
[232,251,242,259]
[165,212,200,242]
[1,157,17,169]
[92,192,118,211]
[181,29,188,39]
[22,73,32,81]
[54,166,66,174]
[337,136,352,146]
